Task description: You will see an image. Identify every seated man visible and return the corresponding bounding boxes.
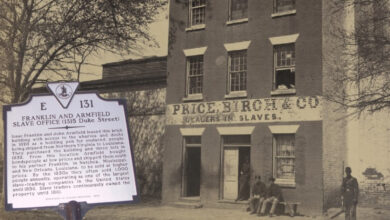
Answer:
[248,175,266,214]
[259,177,283,217]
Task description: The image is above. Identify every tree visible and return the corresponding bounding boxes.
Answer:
[105,89,165,197]
[325,0,390,116]
[0,0,166,103]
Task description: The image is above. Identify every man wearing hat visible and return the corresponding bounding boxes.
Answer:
[341,167,359,220]
[248,175,267,214]
[259,177,283,217]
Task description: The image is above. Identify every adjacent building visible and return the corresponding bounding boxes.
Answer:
[162,0,348,215]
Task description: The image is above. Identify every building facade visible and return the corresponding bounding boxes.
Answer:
[162,0,347,215]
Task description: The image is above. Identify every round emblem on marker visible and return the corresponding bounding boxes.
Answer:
[55,84,72,99]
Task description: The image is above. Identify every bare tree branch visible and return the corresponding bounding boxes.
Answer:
[0,0,167,103]
[325,0,390,116]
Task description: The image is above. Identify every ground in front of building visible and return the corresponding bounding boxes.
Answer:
[1,197,389,220]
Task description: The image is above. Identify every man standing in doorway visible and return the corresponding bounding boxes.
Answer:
[236,156,250,201]
[259,177,283,217]
[341,167,359,220]
[248,175,266,214]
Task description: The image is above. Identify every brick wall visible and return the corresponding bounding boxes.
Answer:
[321,0,349,211]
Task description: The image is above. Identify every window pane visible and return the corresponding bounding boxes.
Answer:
[186,136,201,144]
[189,76,203,94]
[230,0,248,20]
[192,0,206,7]
[275,44,295,68]
[192,7,205,25]
[274,0,295,13]
[275,69,295,89]
[274,134,295,179]
[276,158,295,178]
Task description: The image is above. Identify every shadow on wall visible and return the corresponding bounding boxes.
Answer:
[169,165,183,185]
[325,188,342,210]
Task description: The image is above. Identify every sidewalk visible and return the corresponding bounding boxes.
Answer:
[1,202,390,220]
[83,205,390,220]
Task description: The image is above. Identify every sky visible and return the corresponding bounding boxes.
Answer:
[78,6,169,82]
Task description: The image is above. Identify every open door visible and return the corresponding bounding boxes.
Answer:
[223,148,239,200]
[184,147,201,197]
[182,136,201,197]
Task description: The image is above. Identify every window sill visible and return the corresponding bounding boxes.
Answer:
[226,18,249,26]
[270,88,296,96]
[185,24,206,32]
[271,10,296,18]
[275,178,296,188]
[224,91,247,99]
[182,94,203,102]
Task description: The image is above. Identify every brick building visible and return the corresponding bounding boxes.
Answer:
[162,0,348,215]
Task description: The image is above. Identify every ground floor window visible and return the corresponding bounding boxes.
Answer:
[273,134,295,182]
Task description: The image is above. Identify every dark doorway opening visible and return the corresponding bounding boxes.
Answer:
[237,147,250,200]
[184,147,201,197]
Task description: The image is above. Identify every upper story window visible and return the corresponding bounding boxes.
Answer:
[183,46,207,101]
[224,41,251,98]
[274,44,295,91]
[189,0,206,26]
[229,0,248,21]
[273,0,295,13]
[187,56,204,96]
[269,33,298,95]
[228,50,247,93]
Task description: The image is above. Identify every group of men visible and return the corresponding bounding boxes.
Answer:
[247,176,283,217]
[245,167,359,219]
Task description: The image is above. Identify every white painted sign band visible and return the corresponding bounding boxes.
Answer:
[166,96,322,125]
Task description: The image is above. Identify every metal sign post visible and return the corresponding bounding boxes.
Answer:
[56,201,91,220]
[3,81,139,219]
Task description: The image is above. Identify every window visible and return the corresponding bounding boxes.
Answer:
[228,50,247,93]
[185,136,201,145]
[274,44,295,90]
[273,0,295,13]
[189,0,206,26]
[187,56,203,95]
[273,134,295,181]
[229,0,248,21]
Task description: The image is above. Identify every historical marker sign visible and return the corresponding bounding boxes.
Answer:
[3,82,138,210]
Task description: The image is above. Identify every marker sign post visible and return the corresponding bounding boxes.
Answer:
[3,82,138,219]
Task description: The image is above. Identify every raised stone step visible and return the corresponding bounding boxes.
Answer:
[179,196,201,203]
[171,201,203,209]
